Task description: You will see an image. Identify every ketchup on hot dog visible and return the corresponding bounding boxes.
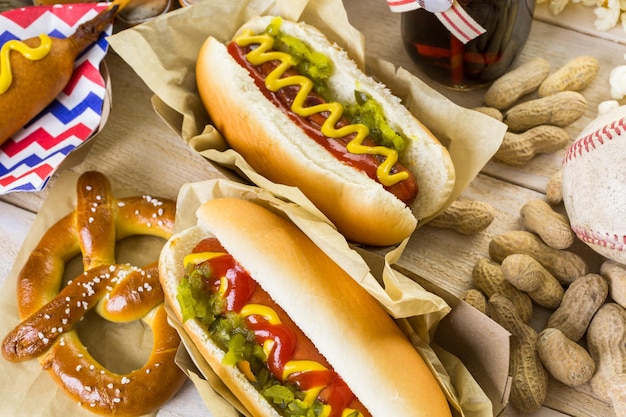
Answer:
[178,237,370,417]
[225,22,418,206]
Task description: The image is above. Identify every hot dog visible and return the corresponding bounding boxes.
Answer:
[195,16,456,246]
[158,197,452,417]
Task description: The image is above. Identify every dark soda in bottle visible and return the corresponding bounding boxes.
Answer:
[401,0,535,90]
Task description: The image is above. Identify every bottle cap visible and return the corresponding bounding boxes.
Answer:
[418,0,452,13]
[386,0,486,43]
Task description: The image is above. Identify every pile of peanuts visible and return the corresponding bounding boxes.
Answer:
[468,53,626,415]
[428,55,603,237]
[475,55,600,167]
[463,175,626,415]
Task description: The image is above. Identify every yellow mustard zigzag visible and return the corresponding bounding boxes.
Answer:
[235,29,408,187]
[238,302,364,417]
[185,251,364,417]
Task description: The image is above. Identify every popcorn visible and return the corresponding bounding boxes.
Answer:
[609,64,626,99]
[593,0,621,31]
[597,99,620,114]
[575,0,602,6]
[550,0,570,15]
[547,0,626,32]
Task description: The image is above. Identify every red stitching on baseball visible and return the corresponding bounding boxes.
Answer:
[613,118,626,135]
[572,225,626,252]
[564,116,626,164]
[595,129,604,145]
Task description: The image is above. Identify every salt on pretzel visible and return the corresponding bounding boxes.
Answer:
[2,171,186,416]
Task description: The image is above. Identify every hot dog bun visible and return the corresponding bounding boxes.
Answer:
[158,197,452,417]
[195,16,455,246]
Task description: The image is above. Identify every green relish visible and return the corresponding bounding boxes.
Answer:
[265,18,408,154]
[346,91,407,153]
[177,260,343,417]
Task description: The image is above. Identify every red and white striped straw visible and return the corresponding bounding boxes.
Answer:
[387,0,486,44]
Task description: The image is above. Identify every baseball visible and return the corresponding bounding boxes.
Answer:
[562,105,626,264]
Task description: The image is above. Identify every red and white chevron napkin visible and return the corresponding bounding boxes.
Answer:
[0,3,112,194]
[387,0,486,43]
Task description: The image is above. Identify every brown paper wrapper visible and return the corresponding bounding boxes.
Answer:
[103,1,506,415]
[155,177,494,417]
[0,169,496,417]
[107,0,506,225]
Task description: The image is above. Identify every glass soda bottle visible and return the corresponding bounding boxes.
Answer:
[401,0,536,90]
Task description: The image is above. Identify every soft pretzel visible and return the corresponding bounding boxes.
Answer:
[2,171,186,416]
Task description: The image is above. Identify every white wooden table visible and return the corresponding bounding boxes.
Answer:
[2,0,625,415]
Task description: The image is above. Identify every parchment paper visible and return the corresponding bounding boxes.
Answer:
[165,178,493,417]
[0,0,505,414]
[0,171,169,417]
[104,0,504,415]
[0,169,492,417]
[107,0,506,227]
